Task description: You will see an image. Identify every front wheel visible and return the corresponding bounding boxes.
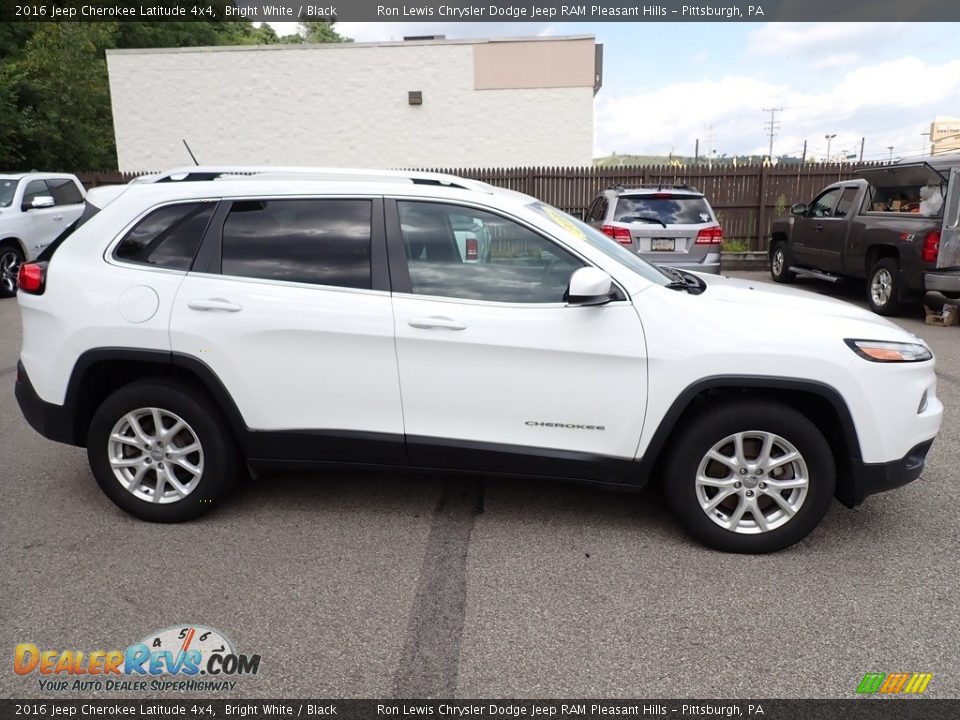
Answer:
[87,380,239,522]
[662,400,835,553]
[0,244,24,298]
[769,241,795,283]
[867,258,901,316]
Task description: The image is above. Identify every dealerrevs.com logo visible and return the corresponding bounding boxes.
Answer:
[14,625,261,692]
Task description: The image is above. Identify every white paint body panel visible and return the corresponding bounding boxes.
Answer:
[393,296,647,457]
[170,274,403,434]
[17,175,942,472]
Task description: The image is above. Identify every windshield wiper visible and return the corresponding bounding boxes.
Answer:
[658,266,706,295]
[620,215,668,228]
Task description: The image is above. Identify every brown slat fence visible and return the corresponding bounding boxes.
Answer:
[77,162,883,251]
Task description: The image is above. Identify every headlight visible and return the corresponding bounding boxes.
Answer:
[845,339,933,362]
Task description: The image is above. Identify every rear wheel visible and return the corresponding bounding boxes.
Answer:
[867,257,901,316]
[662,400,835,553]
[769,241,795,283]
[0,244,23,298]
[87,380,239,522]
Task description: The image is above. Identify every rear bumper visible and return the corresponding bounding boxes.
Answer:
[838,439,933,508]
[15,361,78,446]
[924,271,960,293]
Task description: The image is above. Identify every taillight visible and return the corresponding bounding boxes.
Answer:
[17,261,47,294]
[465,235,478,261]
[601,225,633,245]
[922,230,941,263]
[695,226,724,245]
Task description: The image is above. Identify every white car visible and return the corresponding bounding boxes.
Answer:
[14,167,942,553]
[0,173,86,297]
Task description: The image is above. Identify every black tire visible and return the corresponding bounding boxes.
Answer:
[86,379,239,522]
[769,240,795,284]
[866,257,901,316]
[0,243,24,298]
[662,399,835,554]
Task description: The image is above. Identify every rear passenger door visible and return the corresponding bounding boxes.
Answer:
[169,196,405,464]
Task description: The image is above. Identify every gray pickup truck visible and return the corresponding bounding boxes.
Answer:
[768,155,960,315]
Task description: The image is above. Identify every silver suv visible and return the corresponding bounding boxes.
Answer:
[585,184,723,274]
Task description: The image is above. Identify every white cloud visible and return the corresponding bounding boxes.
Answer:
[596,56,960,161]
[331,22,553,43]
[747,22,905,57]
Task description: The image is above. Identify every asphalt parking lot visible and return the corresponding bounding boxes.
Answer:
[2,270,958,700]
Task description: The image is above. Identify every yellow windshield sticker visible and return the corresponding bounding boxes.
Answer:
[541,205,586,240]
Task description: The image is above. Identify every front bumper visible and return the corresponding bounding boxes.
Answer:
[925,270,960,293]
[838,439,933,508]
[15,361,78,445]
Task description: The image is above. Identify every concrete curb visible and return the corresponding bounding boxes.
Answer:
[721,251,768,271]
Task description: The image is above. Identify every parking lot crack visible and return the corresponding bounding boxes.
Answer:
[392,477,484,699]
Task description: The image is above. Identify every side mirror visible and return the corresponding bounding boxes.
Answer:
[26,196,55,210]
[790,203,808,216]
[567,267,614,306]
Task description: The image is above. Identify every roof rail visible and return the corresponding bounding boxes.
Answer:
[610,182,700,193]
[141,166,496,193]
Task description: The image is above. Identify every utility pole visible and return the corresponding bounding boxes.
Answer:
[706,125,715,168]
[694,138,699,164]
[825,133,837,163]
[763,107,782,161]
[801,139,807,164]
[859,137,865,162]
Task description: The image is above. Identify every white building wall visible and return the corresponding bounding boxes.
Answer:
[107,42,595,172]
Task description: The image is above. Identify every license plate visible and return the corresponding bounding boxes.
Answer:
[650,238,675,251]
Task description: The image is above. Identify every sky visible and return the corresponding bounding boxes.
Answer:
[271,21,960,162]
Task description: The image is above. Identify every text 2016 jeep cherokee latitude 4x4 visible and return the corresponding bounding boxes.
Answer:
[15,167,942,553]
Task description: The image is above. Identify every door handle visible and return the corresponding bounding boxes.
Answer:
[814,224,824,231]
[408,316,467,331]
[52,215,63,221]
[187,298,243,312]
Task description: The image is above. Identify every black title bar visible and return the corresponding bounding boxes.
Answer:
[3,0,959,22]
[3,699,959,720]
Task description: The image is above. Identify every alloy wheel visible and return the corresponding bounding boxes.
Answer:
[0,250,20,294]
[107,407,204,503]
[871,268,893,307]
[772,248,785,276]
[695,431,809,534]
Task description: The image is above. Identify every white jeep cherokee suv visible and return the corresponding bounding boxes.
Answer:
[15,167,943,553]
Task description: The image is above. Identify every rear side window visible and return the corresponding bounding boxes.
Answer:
[220,199,371,289]
[613,195,713,225]
[834,187,860,217]
[45,178,83,206]
[114,202,215,271]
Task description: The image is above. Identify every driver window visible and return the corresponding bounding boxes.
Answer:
[21,180,50,208]
[398,201,584,303]
[809,188,842,218]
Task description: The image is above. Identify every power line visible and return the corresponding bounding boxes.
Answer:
[763,107,782,159]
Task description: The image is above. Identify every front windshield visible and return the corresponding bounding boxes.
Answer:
[525,201,672,286]
[0,178,19,208]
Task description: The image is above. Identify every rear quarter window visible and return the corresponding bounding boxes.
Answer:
[114,202,216,271]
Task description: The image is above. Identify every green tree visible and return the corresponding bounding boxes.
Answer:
[6,23,119,170]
